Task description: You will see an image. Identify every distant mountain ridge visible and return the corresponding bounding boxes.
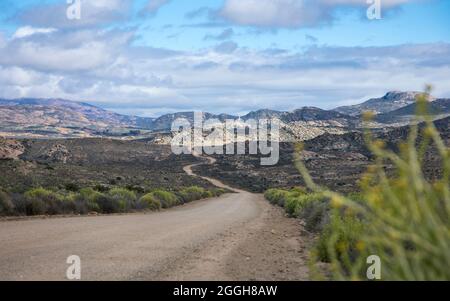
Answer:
[150,112,238,131]
[375,98,450,124]
[1,91,449,139]
[334,91,428,116]
[151,107,355,128]
[0,98,154,131]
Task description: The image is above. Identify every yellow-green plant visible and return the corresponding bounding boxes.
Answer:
[149,190,179,208]
[296,86,450,280]
[139,194,161,211]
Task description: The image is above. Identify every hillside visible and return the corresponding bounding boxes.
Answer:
[193,116,449,193]
[151,112,238,131]
[0,98,155,138]
[334,91,427,116]
[0,137,211,193]
[375,98,450,124]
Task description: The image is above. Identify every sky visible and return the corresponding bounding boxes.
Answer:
[0,0,449,117]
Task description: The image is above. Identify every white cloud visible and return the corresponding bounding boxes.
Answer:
[0,32,5,48]
[12,26,57,39]
[0,25,449,115]
[0,66,45,86]
[219,0,423,28]
[143,0,171,14]
[1,29,132,72]
[220,0,313,28]
[18,0,131,29]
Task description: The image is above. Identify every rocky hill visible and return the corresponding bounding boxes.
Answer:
[375,98,450,125]
[0,138,25,160]
[194,116,449,193]
[334,91,427,116]
[0,98,154,138]
[151,112,237,131]
[241,109,283,121]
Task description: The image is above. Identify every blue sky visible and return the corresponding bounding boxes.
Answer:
[0,0,449,116]
[135,0,450,49]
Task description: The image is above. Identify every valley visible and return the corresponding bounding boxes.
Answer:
[1,91,448,202]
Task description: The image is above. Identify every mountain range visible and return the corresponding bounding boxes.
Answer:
[0,91,449,140]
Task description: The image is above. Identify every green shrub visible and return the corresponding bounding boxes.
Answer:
[284,195,300,216]
[178,186,206,203]
[211,188,227,197]
[87,188,133,214]
[79,188,97,199]
[295,193,328,216]
[10,194,28,215]
[202,190,213,198]
[24,188,65,215]
[138,194,161,211]
[65,193,83,214]
[265,188,330,231]
[0,191,14,216]
[94,194,122,214]
[265,188,319,217]
[80,188,102,212]
[2,185,221,216]
[108,188,136,212]
[86,201,101,213]
[316,212,365,263]
[26,198,46,215]
[300,199,330,233]
[60,194,77,214]
[149,190,180,208]
[264,189,290,207]
[67,189,99,214]
[291,187,308,195]
[78,188,102,213]
[177,186,226,203]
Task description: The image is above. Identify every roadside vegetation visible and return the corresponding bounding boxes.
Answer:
[0,185,228,217]
[266,88,450,280]
[264,188,330,233]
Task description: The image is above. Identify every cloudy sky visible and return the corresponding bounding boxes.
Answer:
[0,0,449,117]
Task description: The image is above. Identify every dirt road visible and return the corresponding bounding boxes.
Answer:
[0,157,310,281]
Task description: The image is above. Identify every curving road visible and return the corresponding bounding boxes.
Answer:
[0,156,309,281]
